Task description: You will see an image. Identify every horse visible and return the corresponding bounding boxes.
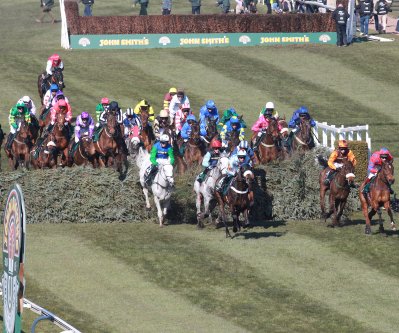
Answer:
[139,109,155,152]
[30,132,57,169]
[253,118,280,164]
[183,122,205,167]
[51,112,70,167]
[193,156,230,229]
[215,166,253,238]
[124,125,142,160]
[0,126,5,171]
[5,120,34,170]
[318,156,356,227]
[68,136,96,167]
[137,147,175,227]
[359,161,396,235]
[290,118,314,152]
[94,112,120,167]
[202,118,219,148]
[225,130,241,154]
[37,68,64,105]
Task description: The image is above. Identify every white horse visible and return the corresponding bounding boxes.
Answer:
[137,147,175,227]
[193,156,230,228]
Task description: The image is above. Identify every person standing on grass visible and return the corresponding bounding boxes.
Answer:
[376,0,390,33]
[189,0,201,14]
[81,0,94,16]
[36,0,56,23]
[217,0,231,13]
[135,0,149,15]
[162,0,172,14]
[356,0,373,36]
[332,1,350,47]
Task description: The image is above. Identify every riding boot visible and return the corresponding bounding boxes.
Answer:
[6,133,15,151]
[197,167,210,183]
[252,133,263,152]
[145,164,158,187]
[215,176,225,193]
[117,136,129,155]
[324,170,336,185]
[179,142,186,156]
[222,175,233,195]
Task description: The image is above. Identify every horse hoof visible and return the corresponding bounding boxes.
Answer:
[243,222,251,229]
[146,207,151,211]
[379,226,385,233]
[233,226,238,233]
[327,223,335,228]
[159,224,164,228]
[215,222,224,229]
[197,223,204,229]
[365,227,371,235]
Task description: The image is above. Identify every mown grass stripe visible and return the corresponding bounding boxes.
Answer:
[70,223,377,333]
[24,225,248,333]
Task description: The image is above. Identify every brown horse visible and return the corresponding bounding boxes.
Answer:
[183,122,205,167]
[359,161,396,235]
[52,112,70,167]
[290,118,314,152]
[30,132,57,169]
[319,156,356,227]
[215,166,252,238]
[202,117,219,148]
[139,109,155,152]
[225,130,241,154]
[37,68,64,105]
[0,126,5,171]
[68,136,96,167]
[253,118,280,164]
[5,121,33,170]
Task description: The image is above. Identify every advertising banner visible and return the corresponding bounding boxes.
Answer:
[70,32,336,49]
[2,185,26,333]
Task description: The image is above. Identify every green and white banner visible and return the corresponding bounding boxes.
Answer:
[70,32,336,49]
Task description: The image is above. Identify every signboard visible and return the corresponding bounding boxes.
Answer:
[2,185,26,333]
[70,32,336,49]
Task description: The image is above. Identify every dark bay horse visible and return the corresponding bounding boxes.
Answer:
[183,122,205,167]
[215,166,253,238]
[37,68,64,104]
[359,161,396,235]
[253,118,280,164]
[68,136,96,167]
[30,133,57,169]
[139,109,155,152]
[290,118,314,152]
[5,121,33,170]
[225,130,241,154]
[318,156,356,227]
[202,118,219,148]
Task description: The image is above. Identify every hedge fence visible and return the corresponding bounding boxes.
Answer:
[65,1,335,35]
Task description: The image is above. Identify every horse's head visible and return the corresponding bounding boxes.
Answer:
[266,118,280,140]
[52,68,64,89]
[81,136,96,156]
[217,156,230,176]
[240,163,254,185]
[161,163,174,188]
[17,120,30,140]
[206,118,218,136]
[298,118,312,145]
[190,122,201,142]
[140,109,149,128]
[106,112,118,136]
[341,158,356,186]
[380,160,395,185]
[55,112,66,130]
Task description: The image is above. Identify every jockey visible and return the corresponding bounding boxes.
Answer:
[99,101,123,126]
[71,111,95,154]
[96,97,110,124]
[363,148,394,196]
[197,140,223,183]
[43,83,59,109]
[218,107,247,131]
[6,102,31,151]
[174,102,192,135]
[134,100,155,123]
[123,108,141,138]
[258,101,279,119]
[153,109,170,142]
[51,90,70,108]
[181,114,203,141]
[324,140,357,186]
[163,87,177,109]
[216,150,250,194]
[220,116,245,143]
[288,106,316,131]
[17,96,36,116]
[169,89,190,125]
[146,134,175,185]
[251,107,283,151]
[44,53,64,80]
[50,99,72,127]
[231,140,256,166]
[199,100,220,127]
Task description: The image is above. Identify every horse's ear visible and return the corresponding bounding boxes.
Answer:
[239,115,243,121]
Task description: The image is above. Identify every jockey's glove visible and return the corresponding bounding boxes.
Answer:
[292,126,299,133]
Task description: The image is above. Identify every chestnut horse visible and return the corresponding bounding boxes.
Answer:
[253,118,280,164]
[184,122,205,167]
[68,136,96,167]
[30,132,57,169]
[139,109,155,152]
[359,161,396,235]
[5,120,33,170]
[37,68,64,104]
[52,112,70,167]
[318,156,356,227]
[215,165,253,238]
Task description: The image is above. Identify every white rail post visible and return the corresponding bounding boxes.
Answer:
[365,124,371,156]
[330,124,336,149]
[60,0,70,49]
[322,122,328,148]
[348,130,353,141]
[338,125,345,140]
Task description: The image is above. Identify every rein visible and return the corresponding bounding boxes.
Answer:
[230,186,248,194]
[294,133,307,146]
[260,141,275,148]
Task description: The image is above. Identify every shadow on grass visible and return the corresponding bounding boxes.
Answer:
[233,230,286,239]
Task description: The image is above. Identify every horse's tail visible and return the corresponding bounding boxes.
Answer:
[317,155,329,168]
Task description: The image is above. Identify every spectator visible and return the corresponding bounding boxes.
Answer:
[162,0,172,14]
[356,0,373,36]
[36,0,56,24]
[376,0,390,33]
[134,0,149,15]
[372,0,379,31]
[316,0,326,13]
[189,0,201,14]
[281,0,292,12]
[271,0,282,12]
[81,0,94,17]
[248,0,258,12]
[236,0,245,13]
[332,1,350,47]
[217,0,231,13]
[265,0,272,13]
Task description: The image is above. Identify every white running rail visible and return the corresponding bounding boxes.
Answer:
[313,121,371,154]
[60,0,70,49]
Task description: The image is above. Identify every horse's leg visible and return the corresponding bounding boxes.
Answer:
[384,200,397,231]
[319,185,327,219]
[365,208,377,235]
[243,207,250,228]
[216,194,230,237]
[376,208,385,233]
[195,190,204,229]
[153,196,164,227]
[142,187,151,210]
[336,199,347,226]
